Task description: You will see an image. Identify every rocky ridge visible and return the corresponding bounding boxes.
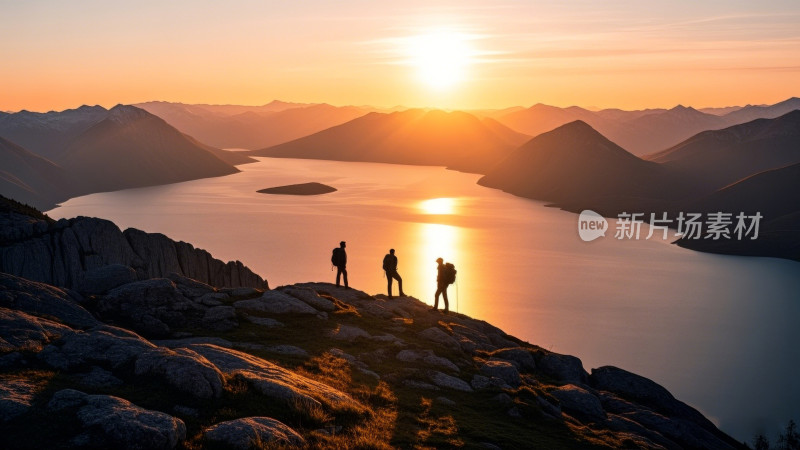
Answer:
[0,206,743,449]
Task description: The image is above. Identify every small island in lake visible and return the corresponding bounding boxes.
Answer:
[257,182,337,195]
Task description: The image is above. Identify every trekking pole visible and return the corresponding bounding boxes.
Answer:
[456,279,459,314]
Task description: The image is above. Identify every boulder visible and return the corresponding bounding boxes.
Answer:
[419,327,461,353]
[99,278,189,337]
[244,315,284,328]
[0,273,99,328]
[186,344,360,410]
[203,417,305,449]
[590,366,722,436]
[550,384,606,421]
[38,325,155,370]
[491,347,537,372]
[396,349,459,372]
[76,264,137,295]
[134,347,224,399]
[470,374,510,390]
[480,360,521,387]
[78,366,123,388]
[167,273,216,298]
[0,307,74,353]
[535,351,588,385]
[283,287,336,312]
[48,389,186,450]
[202,306,238,331]
[233,290,318,315]
[430,372,473,392]
[195,292,227,306]
[329,325,370,342]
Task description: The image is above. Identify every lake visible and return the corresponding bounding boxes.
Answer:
[49,157,800,442]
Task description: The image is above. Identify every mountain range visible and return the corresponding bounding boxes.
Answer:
[136,101,371,150]
[493,97,800,155]
[250,108,530,173]
[478,110,800,260]
[0,105,244,209]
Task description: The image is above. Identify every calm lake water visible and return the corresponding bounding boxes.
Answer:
[49,157,800,442]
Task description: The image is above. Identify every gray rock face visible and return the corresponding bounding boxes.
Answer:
[0,307,74,353]
[430,371,473,392]
[234,290,318,315]
[330,324,371,342]
[282,286,336,312]
[48,389,186,450]
[0,214,267,291]
[186,344,360,410]
[550,384,606,421]
[480,360,521,387]
[38,325,155,370]
[78,366,124,388]
[396,349,459,372]
[77,264,137,295]
[99,278,189,337]
[134,347,224,399]
[202,306,238,331]
[590,366,724,440]
[535,351,588,385]
[0,272,98,328]
[419,327,461,352]
[491,347,537,372]
[203,417,306,449]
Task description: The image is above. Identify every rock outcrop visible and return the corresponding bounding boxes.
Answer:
[0,213,267,293]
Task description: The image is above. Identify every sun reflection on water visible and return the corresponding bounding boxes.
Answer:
[418,197,457,215]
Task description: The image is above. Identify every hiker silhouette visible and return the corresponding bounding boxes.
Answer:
[432,257,449,313]
[382,249,404,298]
[331,241,348,288]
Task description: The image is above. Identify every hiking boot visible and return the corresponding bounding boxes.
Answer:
[399,292,406,296]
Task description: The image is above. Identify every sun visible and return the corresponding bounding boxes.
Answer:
[408,31,472,90]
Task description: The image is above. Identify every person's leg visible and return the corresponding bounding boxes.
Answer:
[387,271,393,297]
[395,273,404,296]
[442,287,449,312]
[343,268,348,288]
[336,267,342,286]
[433,286,441,309]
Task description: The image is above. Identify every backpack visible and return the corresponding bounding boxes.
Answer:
[331,248,344,266]
[382,254,391,271]
[443,263,457,285]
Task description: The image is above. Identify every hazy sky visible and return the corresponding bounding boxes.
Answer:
[1,0,798,111]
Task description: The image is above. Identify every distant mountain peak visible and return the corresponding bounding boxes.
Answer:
[108,104,152,124]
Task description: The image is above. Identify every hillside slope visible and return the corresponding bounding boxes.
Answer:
[0,202,741,449]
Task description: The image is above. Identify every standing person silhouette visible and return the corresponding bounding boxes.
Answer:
[332,241,348,288]
[383,249,404,298]
[432,257,449,313]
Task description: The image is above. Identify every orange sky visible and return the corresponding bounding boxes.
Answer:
[1,1,798,112]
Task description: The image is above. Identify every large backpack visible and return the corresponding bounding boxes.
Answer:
[443,263,457,285]
[331,247,344,267]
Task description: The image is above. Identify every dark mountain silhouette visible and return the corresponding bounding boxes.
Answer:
[0,137,71,209]
[497,104,604,139]
[494,98,799,156]
[136,101,369,149]
[56,105,239,193]
[646,110,800,192]
[720,97,800,124]
[478,121,682,213]
[0,105,108,159]
[678,162,800,261]
[608,105,728,155]
[251,109,530,173]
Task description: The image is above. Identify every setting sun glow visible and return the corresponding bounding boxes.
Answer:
[419,197,457,215]
[408,31,473,90]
